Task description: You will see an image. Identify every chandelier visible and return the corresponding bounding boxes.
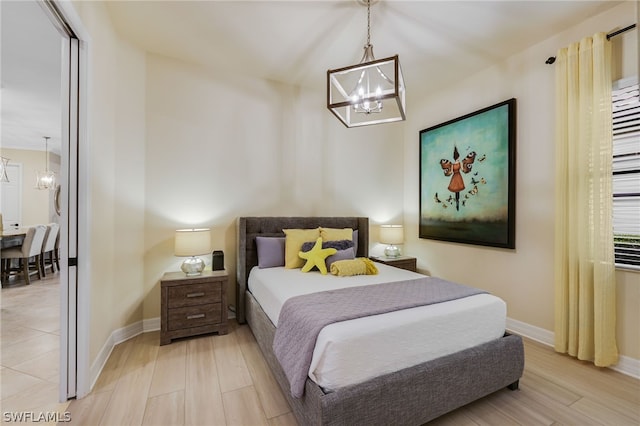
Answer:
[327,0,406,128]
[35,136,56,190]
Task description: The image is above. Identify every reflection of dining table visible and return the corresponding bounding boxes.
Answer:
[1,229,27,249]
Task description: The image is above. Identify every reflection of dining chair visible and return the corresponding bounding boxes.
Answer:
[41,223,60,276]
[54,231,60,271]
[1,225,47,286]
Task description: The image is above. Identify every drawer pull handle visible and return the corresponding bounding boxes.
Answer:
[186,292,205,298]
[187,314,206,320]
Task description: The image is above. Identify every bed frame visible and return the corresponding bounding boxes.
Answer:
[237,217,524,426]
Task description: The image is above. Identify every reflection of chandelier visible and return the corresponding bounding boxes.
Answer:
[35,136,56,190]
[0,156,9,183]
[327,0,406,128]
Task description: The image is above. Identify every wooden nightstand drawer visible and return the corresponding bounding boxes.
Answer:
[167,303,222,331]
[160,270,229,345]
[167,282,221,308]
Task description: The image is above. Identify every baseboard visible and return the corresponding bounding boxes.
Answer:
[611,355,640,379]
[143,317,161,332]
[507,317,640,379]
[506,317,554,346]
[88,320,144,391]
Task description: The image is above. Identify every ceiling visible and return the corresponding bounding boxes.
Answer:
[1,0,622,154]
[1,0,62,154]
[104,0,619,91]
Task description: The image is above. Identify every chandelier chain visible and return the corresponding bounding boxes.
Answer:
[44,136,50,172]
[366,0,371,46]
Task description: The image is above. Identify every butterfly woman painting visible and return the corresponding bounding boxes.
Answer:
[419,98,516,249]
[440,146,476,211]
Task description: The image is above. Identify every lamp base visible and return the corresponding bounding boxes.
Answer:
[181,256,205,276]
[384,245,401,258]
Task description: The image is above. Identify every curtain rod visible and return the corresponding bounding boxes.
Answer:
[544,23,636,64]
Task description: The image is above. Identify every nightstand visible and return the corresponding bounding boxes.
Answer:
[371,255,417,272]
[160,270,228,345]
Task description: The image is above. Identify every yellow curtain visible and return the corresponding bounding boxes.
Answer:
[554,32,618,366]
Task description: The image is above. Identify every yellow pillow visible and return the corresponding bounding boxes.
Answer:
[330,258,379,276]
[283,228,320,269]
[320,227,353,242]
[299,237,337,275]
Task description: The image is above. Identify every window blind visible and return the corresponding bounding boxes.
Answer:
[612,81,640,269]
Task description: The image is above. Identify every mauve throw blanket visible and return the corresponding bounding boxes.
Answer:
[273,276,487,398]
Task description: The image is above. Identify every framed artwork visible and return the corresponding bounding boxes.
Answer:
[419,99,516,249]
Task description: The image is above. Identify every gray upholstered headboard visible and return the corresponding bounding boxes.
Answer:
[236,217,369,323]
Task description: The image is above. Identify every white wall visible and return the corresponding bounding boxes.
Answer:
[404,2,639,360]
[71,0,147,363]
[72,0,405,375]
[0,148,59,226]
[142,53,405,318]
[71,0,638,378]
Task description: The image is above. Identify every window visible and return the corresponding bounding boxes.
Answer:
[612,79,640,269]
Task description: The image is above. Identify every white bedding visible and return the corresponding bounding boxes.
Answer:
[248,264,506,391]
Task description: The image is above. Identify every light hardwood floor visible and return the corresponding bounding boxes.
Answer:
[2,274,638,425]
[1,271,68,425]
[60,323,639,426]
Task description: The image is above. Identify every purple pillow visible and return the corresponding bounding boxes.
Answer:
[300,239,354,252]
[326,247,356,269]
[256,236,286,268]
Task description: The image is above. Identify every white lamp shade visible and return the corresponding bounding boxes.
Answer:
[379,225,404,245]
[174,228,211,256]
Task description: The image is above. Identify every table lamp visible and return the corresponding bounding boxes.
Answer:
[380,224,404,258]
[175,228,211,276]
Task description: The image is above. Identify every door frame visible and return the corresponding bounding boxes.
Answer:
[1,163,23,229]
[39,0,91,400]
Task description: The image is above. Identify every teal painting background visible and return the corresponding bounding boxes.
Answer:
[419,101,514,247]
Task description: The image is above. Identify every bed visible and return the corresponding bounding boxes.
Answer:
[237,217,524,426]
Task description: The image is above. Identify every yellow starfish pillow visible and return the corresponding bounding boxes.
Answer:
[298,237,337,275]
